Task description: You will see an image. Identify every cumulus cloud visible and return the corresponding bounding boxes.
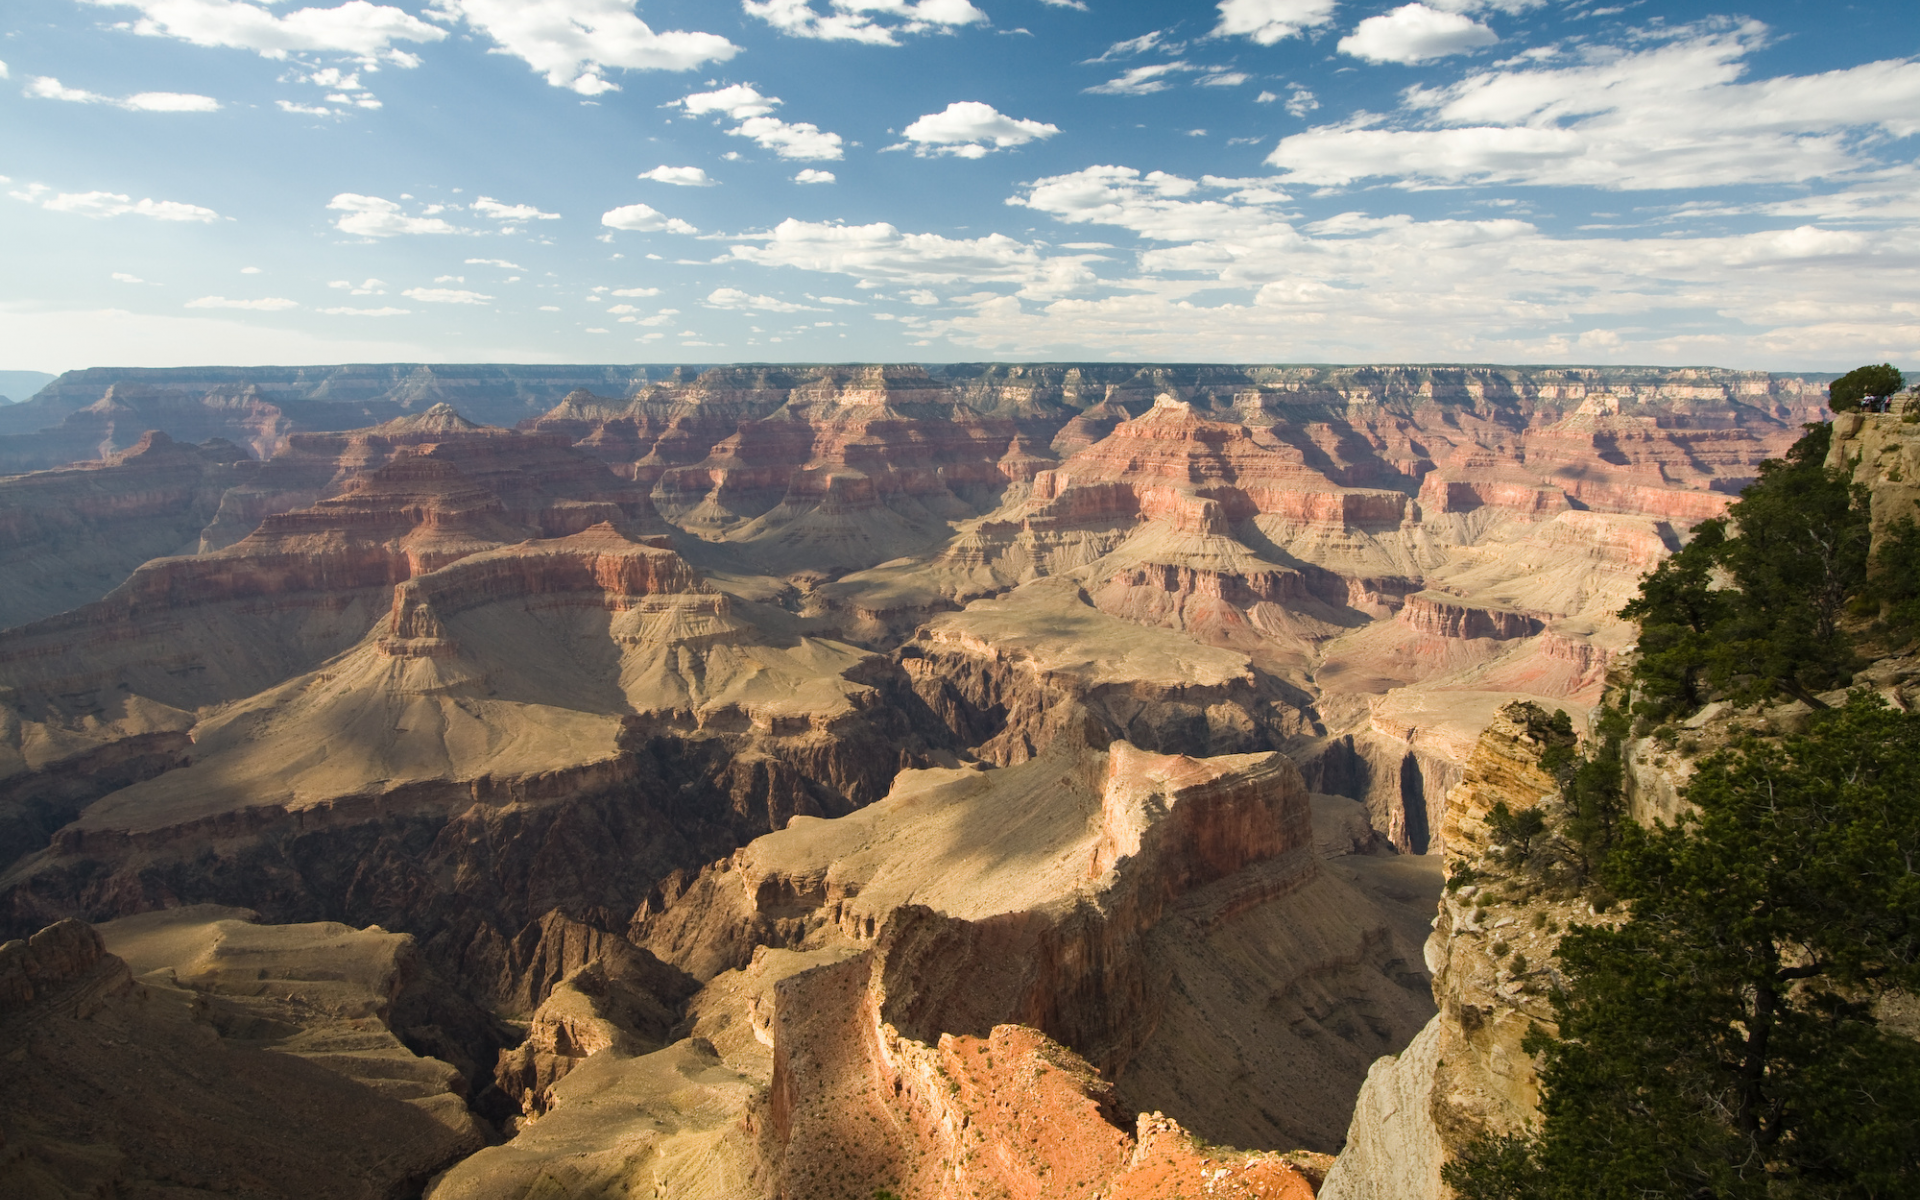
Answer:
[676,83,777,119]
[640,165,714,186]
[705,287,823,312]
[742,0,986,46]
[79,0,445,63]
[733,115,844,160]
[319,305,410,315]
[186,295,299,310]
[16,185,221,222]
[1012,166,1296,244]
[27,76,221,111]
[674,83,844,160]
[465,257,523,268]
[794,168,836,183]
[277,99,335,115]
[1086,62,1191,96]
[1211,0,1337,45]
[469,196,560,221]
[722,217,1094,297]
[1268,23,1920,190]
[1338,4,1497,64]
[327,193,461,235]
[610,286,661,296]
[601,203,699,234]
[329,277,388,293]
[112,272,149,283]
[898,101,1059,157]
[425,0,736,93]
[402,286,494,303]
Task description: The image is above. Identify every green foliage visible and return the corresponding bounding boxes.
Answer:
[1714,424,1871,706]
[1829,363,1905,413]
[1485,801,1548,863]
[1871,514,1920,636]
[1621,518,1732,719]
[1445,693,1920,1200]
[1622,423,1870,716]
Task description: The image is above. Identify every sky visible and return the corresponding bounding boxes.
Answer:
[2,0,1917,373]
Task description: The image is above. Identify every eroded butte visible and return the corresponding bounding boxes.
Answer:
[0,362,1822,1195]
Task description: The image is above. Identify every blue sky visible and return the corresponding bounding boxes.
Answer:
[3,0,1916,372]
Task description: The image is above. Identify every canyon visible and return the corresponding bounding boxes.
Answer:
[0,361,1828,1196]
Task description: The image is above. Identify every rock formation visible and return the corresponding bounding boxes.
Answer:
[0,908,490,1196]
[0,362,1837,1197]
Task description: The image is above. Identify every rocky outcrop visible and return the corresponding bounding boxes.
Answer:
[1399,592,1542,641]
[1320,701,1585,1200]
[633,738,1434,1168]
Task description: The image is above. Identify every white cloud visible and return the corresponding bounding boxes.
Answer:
[1198,71,1249,87]
[186,295,299,310]
[329,277,387,293]
[1285,85,1319,117]
[434,275,466,283]
[723,217,1093,297]
[1086,30,1181,61]
[1211,0,1337,45]
[112,272,149,283]
[674,83,844,160]
[470,196,560,221]
[794,168,836,183]
[22,187,221,222]
[1268,23,1920,190]
[240,265,262,273]
[733,115,844,160]
[1338,4,1497,65]
[0,61,8,79]
[425,0,736,94]
[814,294,863,304]
[277,99,335,115]
[677,83,777,119]
[1086,62,1191,96]
[610,286,660,296]
[27,76,222,111]
[742,0,986,46]
[327,193,461,235]
[705,287,822,312]
[319,305,410,315]
[465,257,523,268]
[80,0,446,63]
[900,101,1059,157]
[402,287,494,303]
[1038,0,1086,9]
[640,165,714,185]
[601,203,699,234]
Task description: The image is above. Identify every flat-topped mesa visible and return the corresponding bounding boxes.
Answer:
[1025,394,1410,534]
[1398,592,1543,641]
[380,524,710,656]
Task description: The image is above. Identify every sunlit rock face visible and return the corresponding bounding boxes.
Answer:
[0,362,1825,1197]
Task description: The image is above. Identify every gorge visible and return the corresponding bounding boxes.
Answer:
[0,361,1836,1198]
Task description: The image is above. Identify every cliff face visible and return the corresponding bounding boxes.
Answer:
[1320,701,1601,1200]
